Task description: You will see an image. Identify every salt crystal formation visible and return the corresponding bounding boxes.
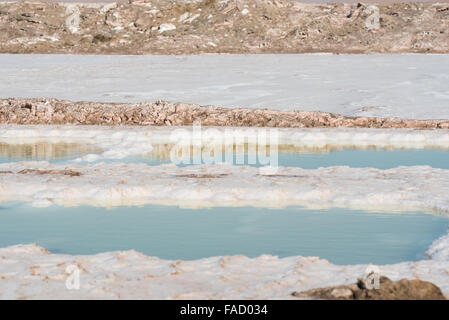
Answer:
[0,243,448,299]
[0,161,448,212]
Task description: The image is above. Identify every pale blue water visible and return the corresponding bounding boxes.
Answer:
[0,202,447,265]
[132,148,449,170]
[2,143,448,170]
[1,144,448,265]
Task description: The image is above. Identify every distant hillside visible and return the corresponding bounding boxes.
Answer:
[1,0,449,54]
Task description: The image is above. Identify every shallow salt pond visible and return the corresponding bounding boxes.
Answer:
[1,142,449,169]
[0,203,447,265]
[1,138,448,265]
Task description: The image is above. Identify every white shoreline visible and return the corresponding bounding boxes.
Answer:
[0,161,448,212]
[1,125,449,161]
[0,241,448,299]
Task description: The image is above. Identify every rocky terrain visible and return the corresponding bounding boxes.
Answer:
[1,0,449,54]
[2,98,449,128]
[293,276,446,300]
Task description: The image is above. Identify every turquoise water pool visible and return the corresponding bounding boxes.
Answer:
[1,142,448,265]
[0,203,447,265]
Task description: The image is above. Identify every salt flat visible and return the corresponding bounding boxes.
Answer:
[1,54,449,120]
[1,53,449,299]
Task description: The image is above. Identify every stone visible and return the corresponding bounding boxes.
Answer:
[158,23,176,34]
[292,276,446,300]
[330,288,353,299]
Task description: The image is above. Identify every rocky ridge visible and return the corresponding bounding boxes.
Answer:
[2,98,449,128]
[1,0,449,54]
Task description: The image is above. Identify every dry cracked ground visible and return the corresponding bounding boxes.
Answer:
[1,0,449,54]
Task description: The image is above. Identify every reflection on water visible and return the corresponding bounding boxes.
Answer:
[0,142,448,170]
[0,203,447,265]
[144,143,349,162]
[0,142,102,162]
[139,143,449,170]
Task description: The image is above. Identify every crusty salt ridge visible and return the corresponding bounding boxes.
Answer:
[0,161,448,211]
[0,243,448,299]
[425,233,449,261]
[2,99,449,128]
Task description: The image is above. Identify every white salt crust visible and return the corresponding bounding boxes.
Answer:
[0,242,448,299]
[0,161,448,212]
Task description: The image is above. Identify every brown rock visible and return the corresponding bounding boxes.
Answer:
[292,276,446,300]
